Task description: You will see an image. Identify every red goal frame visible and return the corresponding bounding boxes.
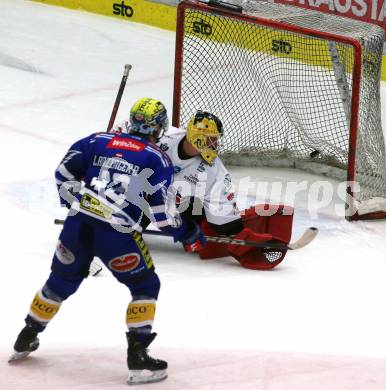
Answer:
[172,0,386,221]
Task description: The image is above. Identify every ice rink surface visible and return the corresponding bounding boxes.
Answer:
[1,1,386,388]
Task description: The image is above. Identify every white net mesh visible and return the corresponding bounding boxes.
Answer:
[174,0,386,219]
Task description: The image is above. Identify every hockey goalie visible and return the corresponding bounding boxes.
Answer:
[116,110,294,270]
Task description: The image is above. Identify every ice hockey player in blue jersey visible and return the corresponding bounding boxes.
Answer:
[9,97,205,385]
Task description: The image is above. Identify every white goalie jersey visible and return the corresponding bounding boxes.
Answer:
[157,126,240,226]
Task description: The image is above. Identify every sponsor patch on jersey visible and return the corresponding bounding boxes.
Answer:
[108,253,140,272]
[55,241,75,265]
[226,192,235,201]
[197,162,206,173]
[174,166,181,173]
[159,143,169,152]
[184,174,199,185]
[224,174,232,190]
[176,192,182,204]
[80,193,113,219]
[107,137,145,152]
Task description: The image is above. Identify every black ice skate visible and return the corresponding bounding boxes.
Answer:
[126,331,168,385]
[8,323,40,363]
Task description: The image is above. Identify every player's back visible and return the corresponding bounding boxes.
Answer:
[84,132,170,183]
[62,131,174,229]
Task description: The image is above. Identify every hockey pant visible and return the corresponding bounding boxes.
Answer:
[26,215,160,334]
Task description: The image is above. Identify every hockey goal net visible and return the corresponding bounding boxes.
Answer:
[172,0,386,221]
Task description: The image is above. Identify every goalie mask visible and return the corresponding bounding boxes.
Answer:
[186,111,223,165]
[129,97,169,140]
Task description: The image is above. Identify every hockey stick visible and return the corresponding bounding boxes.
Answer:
[54,219,317,251]
[107,64,132,131]
[142,226,318,251]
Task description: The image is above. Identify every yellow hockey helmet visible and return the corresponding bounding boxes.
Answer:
[186,111,223,165]
[129,97,169,139]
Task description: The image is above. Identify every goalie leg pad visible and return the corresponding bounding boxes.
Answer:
[237,248,287,270]
[126,299,156,329]
[227,227,287,270]
[241,204,294,244]
[198,219,229,259]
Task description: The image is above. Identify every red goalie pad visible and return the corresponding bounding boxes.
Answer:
[241,204,294,243]
[198,220,230,259]
[198,204,294,269]
[233,204,294,269]
[227,227,287,270]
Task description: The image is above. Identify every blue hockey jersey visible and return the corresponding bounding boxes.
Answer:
[55,132,184,240]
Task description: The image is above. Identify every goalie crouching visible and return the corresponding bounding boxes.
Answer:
[117,110,293,269]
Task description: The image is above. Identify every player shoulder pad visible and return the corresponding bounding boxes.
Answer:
[94,131,113,137]
[162,127,185,141]
[92,132,115,142]
[145,142,173,169]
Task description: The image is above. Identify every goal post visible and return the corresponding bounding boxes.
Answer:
[172,0,386,221]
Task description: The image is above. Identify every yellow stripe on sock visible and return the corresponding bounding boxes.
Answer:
[126,300,155,328]
[29,290,61,323]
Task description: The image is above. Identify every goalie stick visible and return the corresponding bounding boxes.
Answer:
[142,226,318,251]
[54,219,318,251]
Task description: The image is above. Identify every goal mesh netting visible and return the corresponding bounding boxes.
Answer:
[173,0,386,220]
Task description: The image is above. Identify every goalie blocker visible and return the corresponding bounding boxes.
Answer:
[199,204,294,270]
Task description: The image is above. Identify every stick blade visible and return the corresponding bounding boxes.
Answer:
[288,227,318,250]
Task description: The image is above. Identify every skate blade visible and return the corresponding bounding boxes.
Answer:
[8,350,32,363]
[127,369,167,385]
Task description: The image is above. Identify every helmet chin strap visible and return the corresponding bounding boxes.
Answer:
[149,125,167,143]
